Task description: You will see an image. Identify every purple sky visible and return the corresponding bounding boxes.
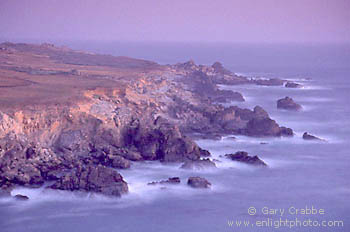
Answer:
[0,0,349,43]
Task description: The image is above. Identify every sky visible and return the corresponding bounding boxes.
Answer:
[0,0,349,43]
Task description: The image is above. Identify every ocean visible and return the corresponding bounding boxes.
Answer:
[1,42,349,232]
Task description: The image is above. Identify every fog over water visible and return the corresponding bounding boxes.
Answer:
[1,0,349,43]
[0,42,349,232]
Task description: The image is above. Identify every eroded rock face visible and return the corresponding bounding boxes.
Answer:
[0,139,67,189]
[49,165,128,197]
[125,118,210,162]
[277,97,302,111]
[187,177,211,188]
[225,151,267,166]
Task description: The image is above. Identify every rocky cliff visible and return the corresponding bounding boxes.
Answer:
[0,42,292,196]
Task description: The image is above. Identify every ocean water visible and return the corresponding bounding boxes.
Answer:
[1,42,350,232]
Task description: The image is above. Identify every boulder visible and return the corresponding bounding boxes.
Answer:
[225,151,267,166]
[148,177,181,185]
[187,177,211,188]
[302,132,324,141]
[277,97,302,111]
[49,165,128,197]
[14,194,29,201]
[180,158,216,170]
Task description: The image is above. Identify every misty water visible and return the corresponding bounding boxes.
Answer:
[1,43,349,231]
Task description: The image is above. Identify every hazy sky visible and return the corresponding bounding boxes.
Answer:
[0,0,349,43]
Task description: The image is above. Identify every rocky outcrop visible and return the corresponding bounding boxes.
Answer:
[0,138,68,190]
[180,158,216,170]
[241,117,293,137]
[125,117,210,162]
[277,97,302,111]
[285,82,303,88]
[179,69,245,103]
[211,62,232,75]
[187,177,211,188]
[49,165,128,197]
[148,177,181,185]
[0,43,296,196]
[225,151,267,166]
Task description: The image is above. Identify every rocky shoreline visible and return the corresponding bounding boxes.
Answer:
[0,42,296,197]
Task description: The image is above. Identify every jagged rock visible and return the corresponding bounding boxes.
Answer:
[243,117,293,137]
[55,130,85,152]
[225,151,267,166]
[148,177,181,185]
[187,177,211,188]
[277,97,302,111]
[303,132,324,141]
[180,158,216,170]
[285,82,303,88]
[113,148,143,161]
[211,62,232,75]
[14,194,29,201]
[0,42,296,194]
[49,165,128,197]
[126,118,210,162]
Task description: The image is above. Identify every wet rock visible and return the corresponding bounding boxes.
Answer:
[302,132,324,141]
[109,155,131,169]
[187,177,211,188]
[49,165,128,197]
[253,106,269,119]
[14,194,29,201]
[180,158,216,170]
[243,117,293,137]
[254,78,285,86]
[148,177,181,185]
[277,97,302,111]
[225,151,267,166]
[285,81,303,88]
